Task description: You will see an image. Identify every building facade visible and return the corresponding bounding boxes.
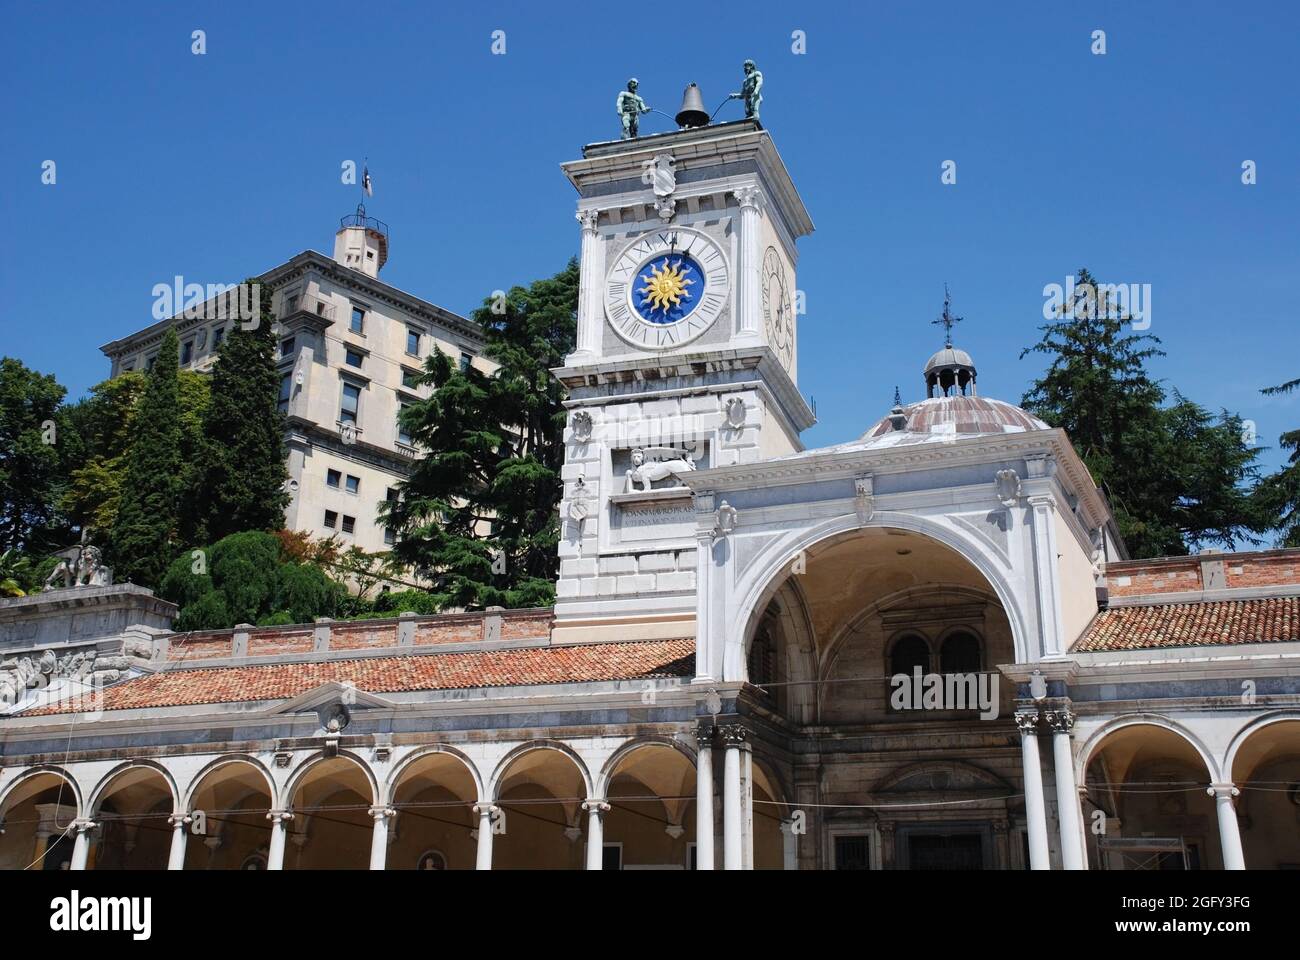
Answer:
[98,211,487,553]
[1,120,1296,871]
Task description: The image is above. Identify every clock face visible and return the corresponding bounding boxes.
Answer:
[761,247,793,369]
[605,227,730,350]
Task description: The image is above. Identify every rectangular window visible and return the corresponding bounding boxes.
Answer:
[384,527,395,545]
[341,515,356,534]
[402,369,420,389]
[326,469,341,488]
[601,845,622,871]
[323,509,338,529]
[345,348,364,368]
[281,337,296,358]
[145,355,157,371]
[278,373,292,413]
[180,340,193,365]
[397,401,412,445]
[286,293,299,311]
[406,328,420,355]
[345,475,360,495]
[350,305,365,333]
[459,352,473,372]
[834,835,870,870]
[212,327,225,348]
[340,382,361,424]
[386,487,400,502]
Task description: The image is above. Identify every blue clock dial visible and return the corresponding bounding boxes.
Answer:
[633,253,704,325]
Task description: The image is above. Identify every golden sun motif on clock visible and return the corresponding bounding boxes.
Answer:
[761,247,793,369]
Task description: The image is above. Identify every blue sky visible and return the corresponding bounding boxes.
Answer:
[3,1,1297,475]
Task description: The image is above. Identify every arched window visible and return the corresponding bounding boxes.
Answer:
[940,631,981,674]
[890,634,930,677]
[418,850,447,870]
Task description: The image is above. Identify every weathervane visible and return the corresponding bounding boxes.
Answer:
[932,284,963,347]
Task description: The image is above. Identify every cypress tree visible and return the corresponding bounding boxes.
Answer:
[190,281,289,543]
[111,327,182,586]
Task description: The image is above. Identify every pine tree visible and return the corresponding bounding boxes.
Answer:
[1022,268,1269,557]
[111,327,183,586]
[1257,375,1300,546]
[383,259,578,609]
[189,281,289,544]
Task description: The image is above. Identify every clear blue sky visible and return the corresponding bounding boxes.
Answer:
[3,1,1296,474]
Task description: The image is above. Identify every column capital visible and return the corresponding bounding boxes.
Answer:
[368,805,397,821]
[695,719,716,748]
[576,208,600,232]
[472,802,499,817]
[581,798,611,814]
[266,809,294,824]
[1207,783,1240,800]
[71,818,97,834]
[719,722,749,747]
[1044,707,1075,733]
[733,185,765,211]
[167,813,191,828]
[1014,709,1041,734]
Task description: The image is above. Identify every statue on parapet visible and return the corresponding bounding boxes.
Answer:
[616,78,651,139]
[730,59,763,124]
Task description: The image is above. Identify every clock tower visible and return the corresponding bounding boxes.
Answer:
[552,117,815,643]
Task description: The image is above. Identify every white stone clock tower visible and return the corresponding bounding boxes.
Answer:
[551,118,815,644]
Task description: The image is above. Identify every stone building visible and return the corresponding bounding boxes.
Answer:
[1,118,1296,871]
[98,209,487,553]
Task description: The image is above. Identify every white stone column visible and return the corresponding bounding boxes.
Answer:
[473,802,497,870]
[692,522,718,683]
[166,814,189,870]
[695,724,715,870]
[572,208,604,361]
[69,819,96,871]
[1016,711,1051,869]
[1047,708,1085,869]
[265,810,292,871]
[732,186,764,343]
[368,806,395,870]
[1208,785,1246,870]
[721,723,746,870]
[582,799,610,869]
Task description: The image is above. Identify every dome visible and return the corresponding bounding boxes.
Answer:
[859,395,1049,448]
[924,345,975,373]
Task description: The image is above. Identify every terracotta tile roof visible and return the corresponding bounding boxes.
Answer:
[24,639,694,716]
[1073,597,1299,652]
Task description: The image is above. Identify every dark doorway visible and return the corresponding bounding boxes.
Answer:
[908,832,984,870]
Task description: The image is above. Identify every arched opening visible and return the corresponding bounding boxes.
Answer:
[601,743,696,870]
[738,526,1019,869]
[285,756,374,869]
[1083,723,1221,869]
[492,746,588,870]
[1229,718,1300,869]
[184,760,274,870]
[386,751,479,870]
[751,761,788,870]
[90,766,175,870]
[0,770,80,870]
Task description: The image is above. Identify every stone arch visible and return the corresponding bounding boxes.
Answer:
[282,750,379,809]
[1223,711,1300,784]
[488,739,594,801]
[385,744,485,806]
[88,759,180,816]
[182,755,278,812]
[0,765,83,819]
[729,514,1033,682]
[1075,715,1220,784]
[595,736,696,798]
[875,759,1012,794]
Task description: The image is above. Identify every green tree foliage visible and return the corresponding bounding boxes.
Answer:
[1022,269,1270,557]
[382,259,578,610]
[189,282,289,544]
[1257,375,1300,546]
[111,328,184,587]
[64,369,208,534]
[0,357,79,554]
[160,531,341,630]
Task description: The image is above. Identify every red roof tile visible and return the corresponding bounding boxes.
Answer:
[1073,597,1299,652]
[25,639,694,716]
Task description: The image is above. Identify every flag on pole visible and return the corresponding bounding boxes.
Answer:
[362,165,373,197]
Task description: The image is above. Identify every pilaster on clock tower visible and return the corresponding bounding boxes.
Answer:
[551,118,815,643]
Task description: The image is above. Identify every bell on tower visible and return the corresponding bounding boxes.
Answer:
[333,203,389,278]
